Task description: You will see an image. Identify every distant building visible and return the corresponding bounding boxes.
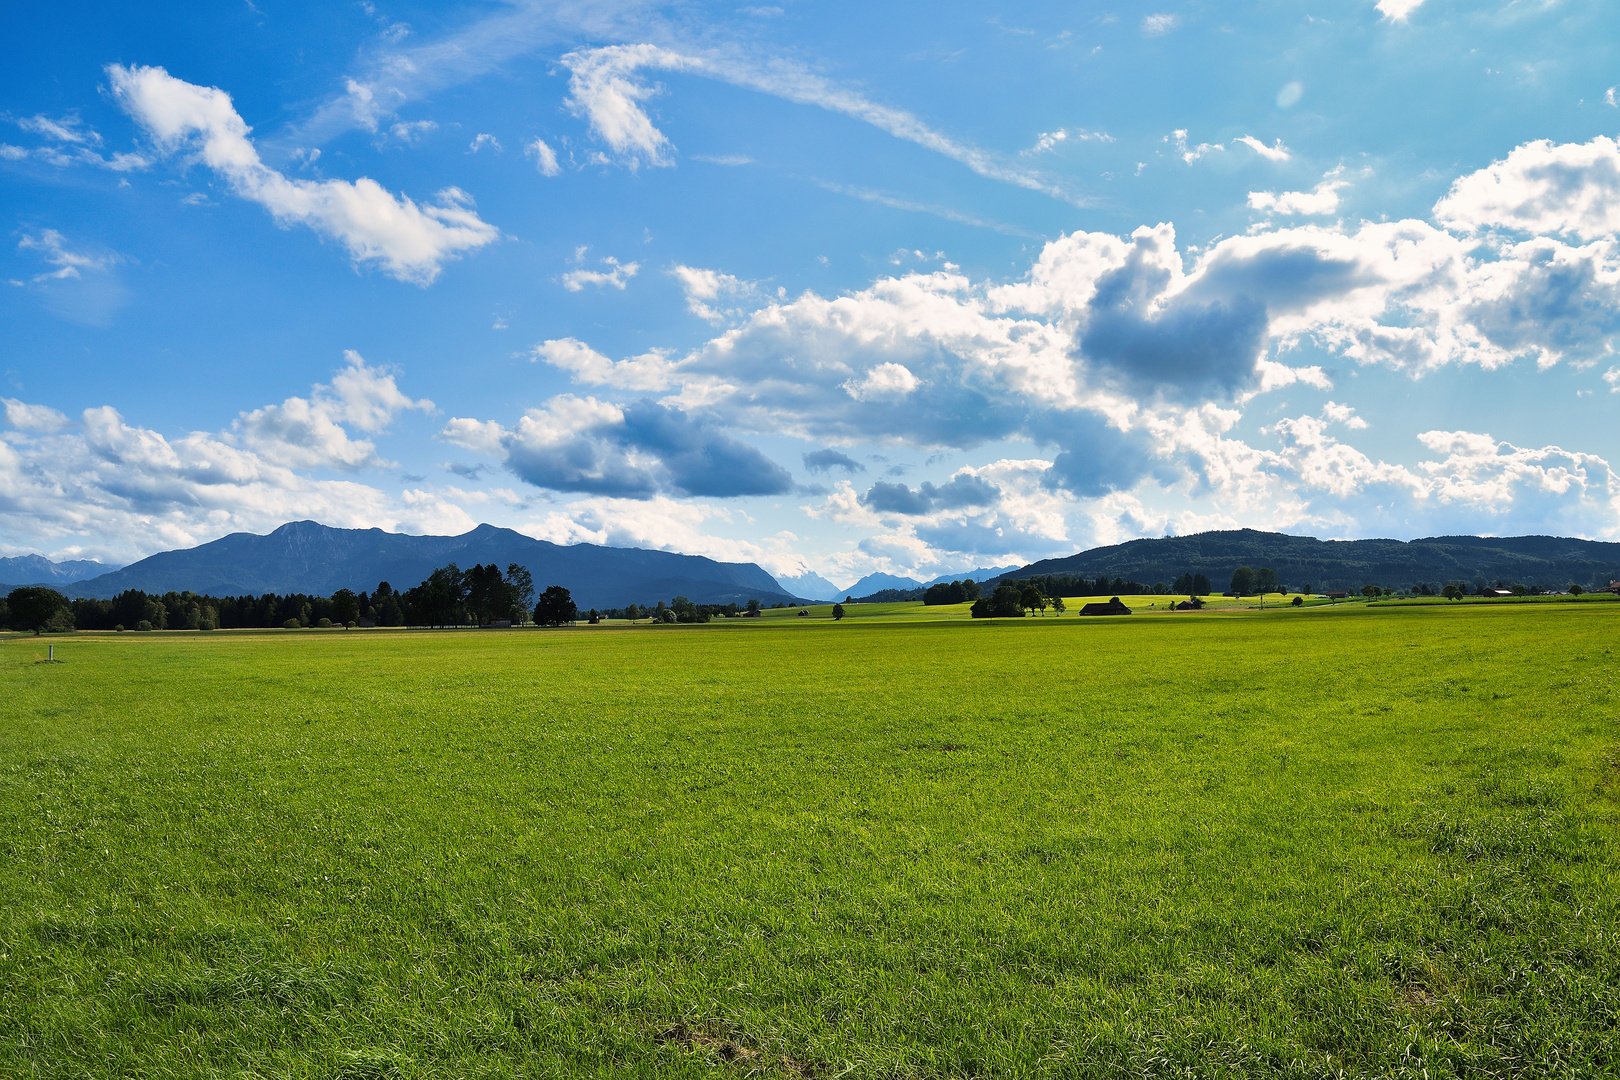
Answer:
[1323,591,1349,599]
[1079,598,1133,616]
[1482,588,1513,597]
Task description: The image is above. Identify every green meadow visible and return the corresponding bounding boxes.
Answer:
[2,604,1618,1078]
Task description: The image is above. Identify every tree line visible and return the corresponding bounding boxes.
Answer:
[1,562,788,634]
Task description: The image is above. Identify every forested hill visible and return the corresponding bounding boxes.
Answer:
[63,521,795,609]
[997,530,1620,593]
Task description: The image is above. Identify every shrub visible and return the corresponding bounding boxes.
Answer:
[114,624,124,632]
[135,620,153,632]
[283,619,301,630]
[317,617,333,629]
[1291,595,1303,606]
[346,620,357,629]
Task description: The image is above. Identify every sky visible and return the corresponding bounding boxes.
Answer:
[3,0,1620,589]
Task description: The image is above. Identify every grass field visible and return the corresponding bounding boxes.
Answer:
[3,605,1618,1077]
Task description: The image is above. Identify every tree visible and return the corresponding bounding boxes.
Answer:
[1361,584,1381,598]
[534,586,578,627]
[1192,573,1211,596]
[464,563,514,625]
[1442,584,1462,600]
[625,603,643,623]
[746,599,760,616]
[1019,584,1047,615]
[330,589,360,626]
[1254,567,1279,595]
[1173,572,1194,594]
[505,564,534,623]
[1291,595,1304,607]
[1051,596,1067,614]
[1570,584,1584,596]
[832,603,846,621]
[971,584,1025,619]
[6,587,69,635]
[410,564,467,626]
[1229,567,1256,596]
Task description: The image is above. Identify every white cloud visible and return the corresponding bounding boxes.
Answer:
[1025,128,1113,155]
[0,376,465,562]
[530,338,676,391]
[1375,0,1425,21]
[561,255,639,291]
[108,63,499,284]
[389,119,437,142]
[17,230,121,281]
[1434,135,1620,242]
[3,399,71,433]
[559,44,1075,200]
[1141,13,1180,34]
[1607,87,1617,108]
[1235,135,1291,162]
[231,350,433,469]
[1168,129,1224,163]
[670,264,755,321]
[526,137,561,176]
[1605,367,1620,393]
[1248,170,1349,215]
[842,362,922,401]
[17,114,101,146]
[441,395,793,499]
[468,132,502,152]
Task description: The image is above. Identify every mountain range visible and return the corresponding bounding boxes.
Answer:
[25,521,795,609]
[995,530,1620,593]
[777,565,1022,601]
[0,554,122,589]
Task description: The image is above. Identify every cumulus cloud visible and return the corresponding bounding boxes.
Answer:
[1168,129,1224,163]
[1434,135,1620,242]
[232,350,433,469]
[1141,13,1180,34]
[561,254,639,291]
[559,44,1072,199]
[441,396,793,498]
[670,265,755,321]
[527,137,561,176]
[108,64,498,283]
[0,372,465,561]
[1375,0,1425,21]
[1249,170,1349,215]
[802,449,865,474]
[861,473,1000,515]
[530,337,675,391]
[3,399,71,433]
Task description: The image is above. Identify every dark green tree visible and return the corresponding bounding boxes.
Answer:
[1291,595,1304,607]
[832,603,846,620]
[6,587,69,635]
[1254,567,1279,594]
[410,564,468,626]
[534,585,578,627]
[1192,573,1211,596]
[1361,584,1382,598]
[1229,567,1256,595]
[464,563,514,625]
[330,589,360,625]
[505,564,535,623]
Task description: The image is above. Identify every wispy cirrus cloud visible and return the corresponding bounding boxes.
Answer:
[560,43,1081,201]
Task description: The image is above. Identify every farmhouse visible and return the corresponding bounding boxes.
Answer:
[1079,598,1133,616]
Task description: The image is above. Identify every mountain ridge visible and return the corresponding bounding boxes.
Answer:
[54,521,795,609]
[994,529,1620,592]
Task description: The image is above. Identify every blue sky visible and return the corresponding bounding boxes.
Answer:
[4,0,1620,588]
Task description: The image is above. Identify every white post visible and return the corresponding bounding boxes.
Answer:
[48,645,54,661]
